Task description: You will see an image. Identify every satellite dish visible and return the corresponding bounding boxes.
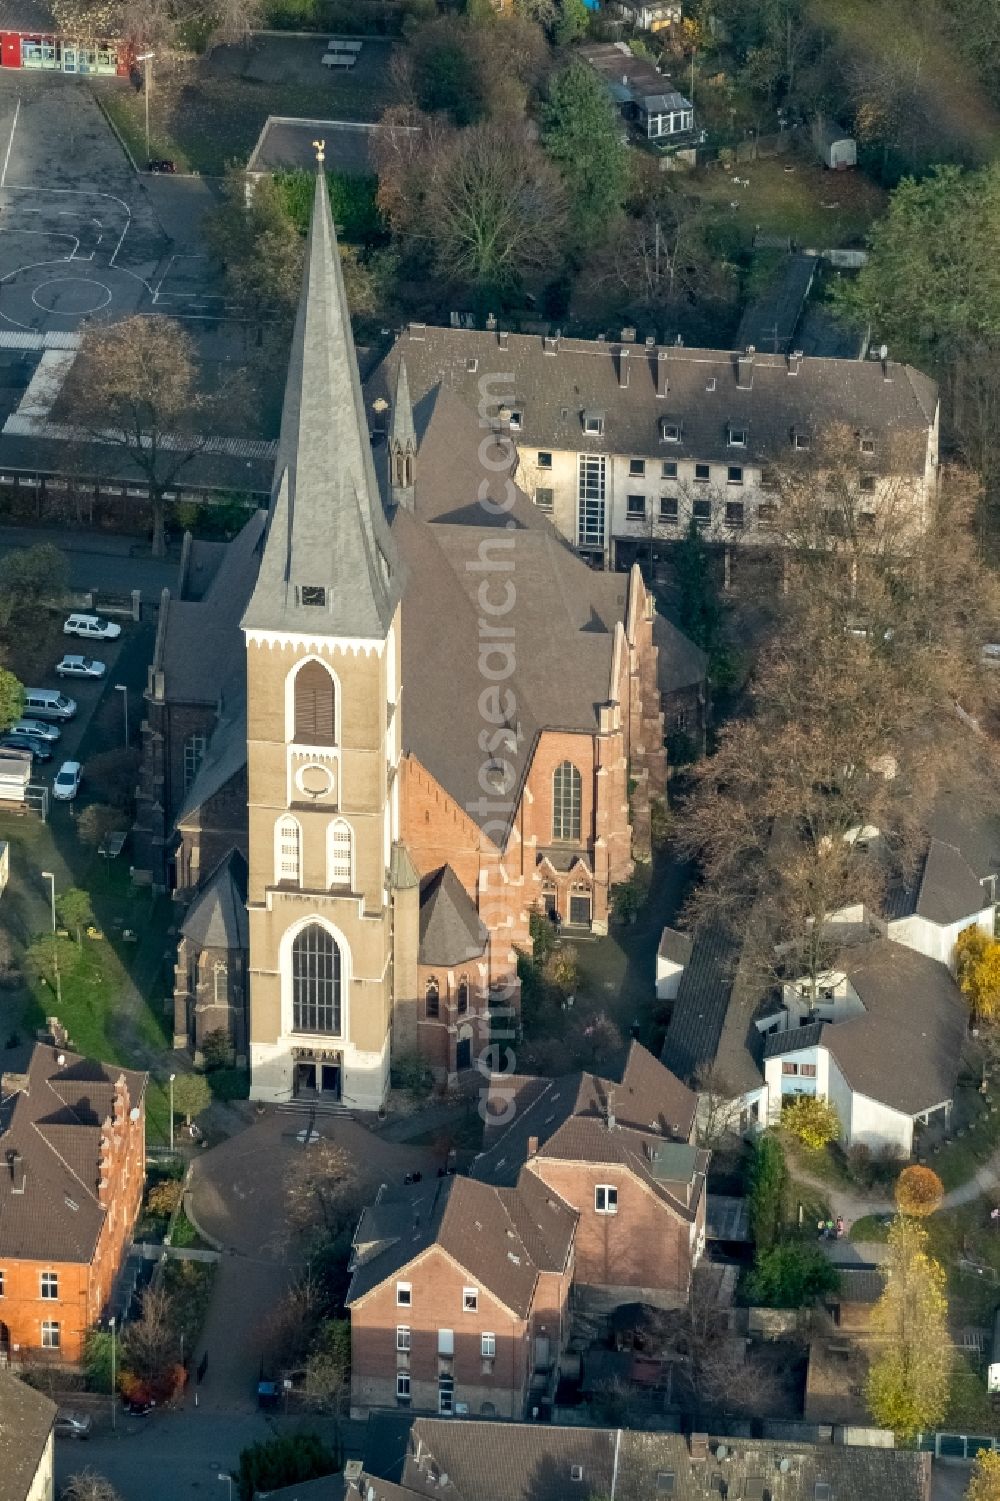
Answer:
[56,1053,66,1066]
[129,1106,141,1122]
[715,1445,728,1460]
[779,1458,792,1474]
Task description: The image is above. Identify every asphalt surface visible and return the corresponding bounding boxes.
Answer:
[0,523,180,594]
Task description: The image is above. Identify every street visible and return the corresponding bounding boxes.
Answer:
[0,524,179,595]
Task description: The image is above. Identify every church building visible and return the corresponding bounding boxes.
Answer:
[134,171,671,1109]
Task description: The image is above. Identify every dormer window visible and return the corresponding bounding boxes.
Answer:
[660,419,681,443]
[300,586,327,608]
[728,425,747,448]
[583,410,604,436]
[793,431,811,451]
[859,435,876,455]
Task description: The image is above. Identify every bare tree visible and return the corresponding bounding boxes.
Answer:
[260,1272,326,1372]
[681,452,1000,995]
[121,1287,178,1390]
[62,1472,123,1501]
[285,1141,362,1246]
[63,316,245,557]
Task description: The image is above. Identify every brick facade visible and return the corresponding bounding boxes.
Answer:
[350,1245,572,1420]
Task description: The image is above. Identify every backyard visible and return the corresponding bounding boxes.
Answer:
[92,36,399,174]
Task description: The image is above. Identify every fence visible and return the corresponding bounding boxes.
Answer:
[918,1432,999,1459]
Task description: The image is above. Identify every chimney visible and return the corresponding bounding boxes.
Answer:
[787,350,802,375]
[527,1135,539,1157]
[689,1434,709,1461]
[498,330,509,351]
[605,1086,616,1131]
[6,1148,24,1194]
[618,347,630,389]
[736,347,755,390]
[543,334,560,355]
[485,312,497,331]
[408,321,426,341]
[656,350,669,398]
[882,357,893,382]
[619,326,636,344]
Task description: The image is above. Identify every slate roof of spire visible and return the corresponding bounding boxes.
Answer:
[180,849,249,951]
[243,171,399,641]
[418,864,488,966]
[391,358,416,452]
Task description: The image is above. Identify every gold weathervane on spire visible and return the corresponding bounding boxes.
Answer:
[312,139,326,165]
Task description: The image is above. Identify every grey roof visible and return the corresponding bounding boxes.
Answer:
[0,1044,146,1264]
[736,252,818,358]
[255,1477,345,1501]
[391,357,417,455]
[0,1372,55,1501]
[180,849,248,951]
[883,786,1000,926]
[578,42,693,116]
[653,615,708,696]
[836,1268,884,1305]
[418,865,488,966]
[357,1416,932,1501]
[658,925,693,966]
[0,0,55,28]
[913,839,986,925]
[824,940,966,1115]
[763,1021,825,1057]
[243,171,399,641]
[706,1193,750,1242]
[346,1170,576,1317]
[473,1043,704,1219]
[367,326,938,478]
[175,688,248,826]
[660,922,765,1095]
[247,117,387,177]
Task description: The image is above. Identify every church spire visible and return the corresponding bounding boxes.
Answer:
[243,168,399,642]
[388,357,417,510]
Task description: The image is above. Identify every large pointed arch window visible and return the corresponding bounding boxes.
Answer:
[552,761,582,842]
[275,816,302,886]
[292,924,341,1034]
[327,819,352,888]
[294,660,337,745]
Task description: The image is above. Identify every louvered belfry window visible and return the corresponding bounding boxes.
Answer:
[295,660,336,744]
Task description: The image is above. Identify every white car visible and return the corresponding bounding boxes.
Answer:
[55,655,106,680]
[63,613,121,641]
[9,718,60,742]
[53,761,81,801]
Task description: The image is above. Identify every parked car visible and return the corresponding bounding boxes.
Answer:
[22,688,77,721]
[55,655,107,680]
[53,761,81,800]
[0,733,51,761]
[54,1410,92,1439]
[63,613,121,641]
[9,718,60,742]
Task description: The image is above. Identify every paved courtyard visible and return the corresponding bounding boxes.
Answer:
[0,76,227,337]
[186,1110,437,1413]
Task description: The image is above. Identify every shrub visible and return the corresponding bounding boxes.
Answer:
[895,1165,944,1218]
[77,803,122,852]
[83,1329,114,1394]
[201,1027,234,1071]
[542,942,578,995]
[748,1134,788,1252]
[746,1242,839,1308]
[390,1052,434,1099]
[781,1094,842,1151]
[83,748,140,812]
[146,1179,184,1218]
[529,909,556,964]
[237,1432,340,1501]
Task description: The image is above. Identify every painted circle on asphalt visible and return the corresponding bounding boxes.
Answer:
[31,277,114,316]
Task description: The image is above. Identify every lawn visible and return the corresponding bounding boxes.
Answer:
[924,1085,1000,1192]
[92,37,398,174]
[684,156,888,252]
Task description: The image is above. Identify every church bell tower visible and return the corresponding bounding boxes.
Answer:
[242,161,402,1109]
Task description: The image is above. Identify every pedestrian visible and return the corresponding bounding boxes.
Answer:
[197,1350,208,1384]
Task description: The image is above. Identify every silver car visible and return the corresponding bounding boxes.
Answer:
[55,655,107,680]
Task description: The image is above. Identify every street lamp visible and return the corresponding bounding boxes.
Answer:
[169,1072,176,1154]
[136,51,154,163]
[109,1315,117,1431]
[217,1476,233,1500]
[114,683,128,747]
[40,871,62,1010]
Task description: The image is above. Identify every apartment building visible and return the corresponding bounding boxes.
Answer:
[367,329,939,570]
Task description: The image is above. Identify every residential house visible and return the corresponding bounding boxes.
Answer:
[0,1372,56,1501]
[135,172,681,1104]
[365,327,940,572]
[579,42,695,147]
[346,1171,577,1419]
[0,1045,146,1364]
[473,1041,708,1312]
[347,1413,933,1501]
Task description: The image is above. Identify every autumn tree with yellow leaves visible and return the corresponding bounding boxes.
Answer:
[967,1450,1000,1501]
[865,1217,951,1439]
[955,926,1000,1023]
[895,1165,944,1218]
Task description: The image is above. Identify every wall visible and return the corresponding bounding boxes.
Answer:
[888,906,993,971]
[350,1245,539,1419]
[24,1429,53,1501]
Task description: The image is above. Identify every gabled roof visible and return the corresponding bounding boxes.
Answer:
[0,1045,146,1264]
[653,614,708,697]
[243,171,399,641]
[346,1170,576,1318]
[660,921,764,1094]
[0,1371,56,1501]
[367,325,938,479]
[418,865,488,966]
[473,1042,704,1218]
[180,849,248,951]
